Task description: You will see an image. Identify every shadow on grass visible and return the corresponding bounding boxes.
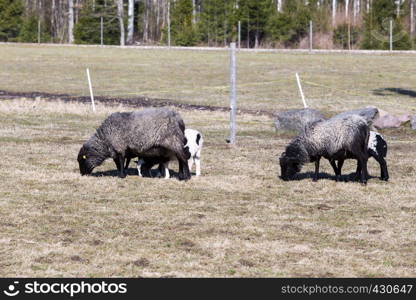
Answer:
[91,168,189,179]
[373,88,416,98]
[281,171,379,182]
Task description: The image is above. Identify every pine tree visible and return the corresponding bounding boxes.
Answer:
[170,0,198,46]
[237,0,272,48]
[0,0,24,42]
[74,0,120,45]
[265,0,311,47]
[198,0,235,46]
[361,0,411,50]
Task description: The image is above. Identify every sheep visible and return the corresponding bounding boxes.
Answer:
[329,131,389,181]
[77,108,191,181]
[279,115,370,184]
[136,128,204,178]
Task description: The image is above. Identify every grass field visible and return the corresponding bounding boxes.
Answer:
[1,44,416,114]
[0,44,415,277]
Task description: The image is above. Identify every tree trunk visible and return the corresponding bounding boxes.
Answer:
[353,0,360,24]
[345,0,349,19]
[192,0,196,24]
[117,0,125,46]
[396,0,401,17]
[51,0,56,40]
[68,0,74,44]
[332,0,337,26]
[278,0,283,12]
[143,0,149,42]
[411,0,415,36]
[127,0,134,44]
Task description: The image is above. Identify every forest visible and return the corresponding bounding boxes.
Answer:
[0,0,415,49]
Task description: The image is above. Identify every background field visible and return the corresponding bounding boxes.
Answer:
[0,44,415,277]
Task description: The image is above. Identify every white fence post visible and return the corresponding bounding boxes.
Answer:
[86,68,96,113]
[228,42,237,144]
[295,73,308,109]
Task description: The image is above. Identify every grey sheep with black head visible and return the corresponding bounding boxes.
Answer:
[77,108,191,180]
[279,115,370,184]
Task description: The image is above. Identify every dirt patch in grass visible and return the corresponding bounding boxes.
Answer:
[0,89,273,116]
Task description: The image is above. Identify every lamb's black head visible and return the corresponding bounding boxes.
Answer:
[376,134,388,158]
[77,145,96,175]
[279,153,302,181]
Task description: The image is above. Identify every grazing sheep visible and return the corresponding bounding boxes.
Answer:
[77,108,191,180]
[279,115,370,184]
[330,131,389,181]
[137,128,204,178]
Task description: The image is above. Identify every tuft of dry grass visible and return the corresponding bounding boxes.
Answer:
[0,99,415,277]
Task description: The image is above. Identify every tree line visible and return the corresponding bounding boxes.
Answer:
[0,0,415,49]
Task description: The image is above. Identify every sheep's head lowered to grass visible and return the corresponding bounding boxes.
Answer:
[279,154,302,181]
[77,143,106,175]
[279,135,309,180]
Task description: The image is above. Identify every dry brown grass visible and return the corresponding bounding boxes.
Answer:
[0,99,415,277]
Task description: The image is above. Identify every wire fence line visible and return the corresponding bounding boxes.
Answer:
[3,41,416,55]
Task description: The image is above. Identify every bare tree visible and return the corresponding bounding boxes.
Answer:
[277,0,282,12]
[143,0,150,42]
[127,0,135,44]
[411,0,415,36]
[68,0,74,43]
[396,0,402,17]
[353,0,360,24]
[332,0,337,26]
[117,0,125,46]
[192,0,196,24]
[345,0,349,19]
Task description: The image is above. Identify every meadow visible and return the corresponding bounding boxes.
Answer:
[0,44,415,277]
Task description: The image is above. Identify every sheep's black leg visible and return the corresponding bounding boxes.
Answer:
[141,162,153,177]
[124,157,131,170]
[329,159,342,182]
[313,157,321,182]
[329,159,338,174]
[374,155,389,181]
[329,160,340,181]
[354,161,362,182]
[117,154,126,178]
[158,163,165,178]
[178,158,191,181]
[113,158,121,172]
[357,155,368,185]
[161,138,190,181]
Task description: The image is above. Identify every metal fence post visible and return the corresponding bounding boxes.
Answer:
[228,42,237,144]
